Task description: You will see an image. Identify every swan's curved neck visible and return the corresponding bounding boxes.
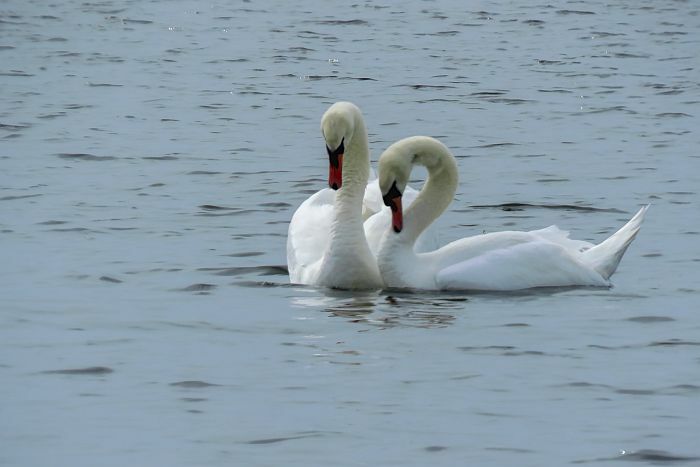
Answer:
[330,113,370,244]
[399,138,458,245]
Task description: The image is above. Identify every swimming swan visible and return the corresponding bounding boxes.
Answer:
[372,136,648,291]
[287,102,382,289]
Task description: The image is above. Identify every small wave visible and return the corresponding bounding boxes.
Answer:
[199,265,288,276]
[64,104,93,109]
[198,204,240,211]
[619,450,700,464]
[470,142,518,148]
[299,75,377,81]
[233,280,291,288]
[470,91,506,97]
[656,112,691,118]
[99,276,122,283]
[37,220,66,225]
[230,170,291,175]
[559,381,612,389]
[43,366,113,375]
[49,227,95,233]
[625,315,674,323]
[57,153,115,161]
[590,30,626,37]
[225,251,264,257]
[536,178,570,183]
[415,30,460,36]
[415,98,460,103]
[576,449,700,464]
[170,380,221,388]
[197,208,261,217]
[651,31,687,36]
[556,9,595,15]
[88,82,123,87]
[649,339,700,347]
[581,105,636,114]
[469,202,625,213]
[177,283,217,292]
[0,70,34,77]
[614,52,651,59]
[615,388,656,395]
[459,345,516,352]
[424,446,449,452]
[0,194,42,201]
[142,155,178,160]
[37,112,67,119]
[246,432,322,445]
[0,123,31,131]
[306,19,368,26]
[121,18,154,25]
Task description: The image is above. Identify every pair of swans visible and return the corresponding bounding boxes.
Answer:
[287,102,647,291]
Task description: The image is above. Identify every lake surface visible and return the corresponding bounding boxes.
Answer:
[2,0,699,465]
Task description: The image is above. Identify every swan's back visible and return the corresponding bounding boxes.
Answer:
[435,237,608,291]
[432,206,649,291]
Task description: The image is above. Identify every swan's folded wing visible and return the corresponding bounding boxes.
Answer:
[435,240,608,291]
[286,188,335,283]
[530,225,594,253]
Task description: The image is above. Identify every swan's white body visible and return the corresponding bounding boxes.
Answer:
[287,102,382,289]
[374,136,648,291]
[287,103,438,289]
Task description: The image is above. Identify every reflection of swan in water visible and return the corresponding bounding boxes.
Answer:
[287,102,436,290]
[290,290,462,329]
[290,289,380,315]
[371,136,648,291]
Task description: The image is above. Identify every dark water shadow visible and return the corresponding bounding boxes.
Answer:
[469,202,627,213]
[41,366,114,375]
[573,449,700,465]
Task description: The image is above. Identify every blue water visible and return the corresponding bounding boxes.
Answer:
[2,1,699,466]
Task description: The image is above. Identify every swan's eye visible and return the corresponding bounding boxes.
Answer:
[382,180,402,208]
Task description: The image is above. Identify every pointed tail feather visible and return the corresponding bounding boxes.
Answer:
[582,205,649,280]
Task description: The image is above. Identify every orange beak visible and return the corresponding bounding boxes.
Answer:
[329,153,343,190]
[389,195,403,233]
[382,180,403,233]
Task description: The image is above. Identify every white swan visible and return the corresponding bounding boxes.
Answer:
[371,136,648,291]
[287,102,384,289]
[287,103,437,289]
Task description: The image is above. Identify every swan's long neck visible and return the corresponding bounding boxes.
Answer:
[398,137,458,246]
[329,114,370,247]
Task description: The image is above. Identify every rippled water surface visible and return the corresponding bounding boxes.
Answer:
[2,0,699,466]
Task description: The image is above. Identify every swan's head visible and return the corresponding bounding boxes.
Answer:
[380,136,458,235]
[321,102,359,190]
[378,144,412,233]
